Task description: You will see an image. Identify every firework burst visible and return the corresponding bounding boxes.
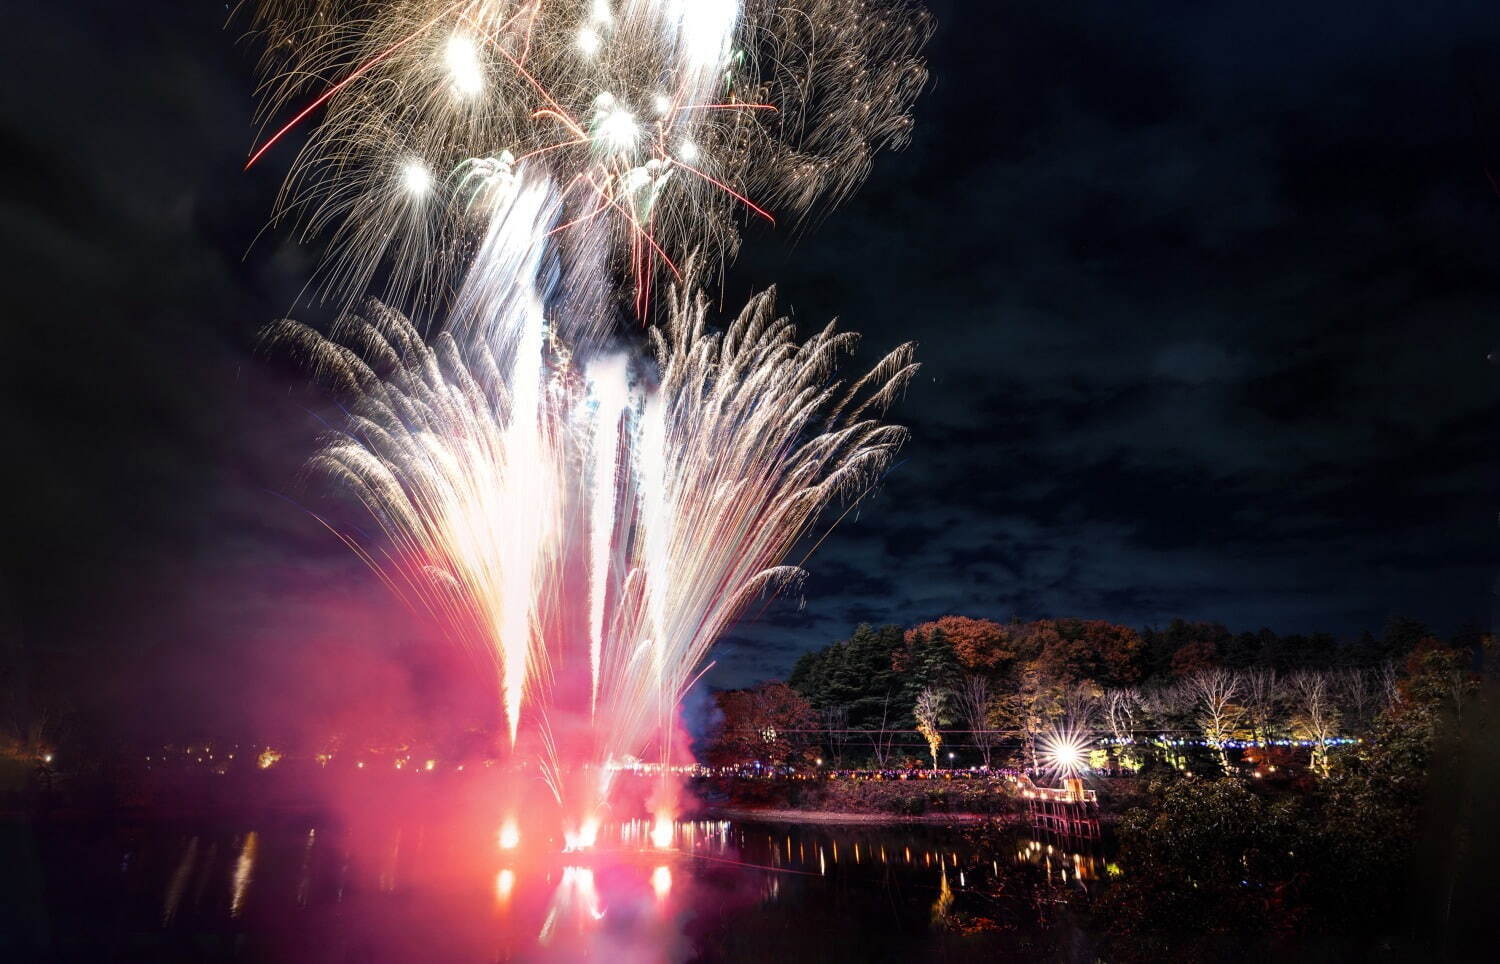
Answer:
[269,175,916,819]
[244,0,929,316]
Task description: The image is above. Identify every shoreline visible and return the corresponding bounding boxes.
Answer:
[701,807,1016,825]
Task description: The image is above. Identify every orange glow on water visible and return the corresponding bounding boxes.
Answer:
[230,832,259,918]
[495,868,515,905]
[651,865,671,900]
[499,821,520,850]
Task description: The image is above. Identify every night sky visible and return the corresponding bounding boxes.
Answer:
[5,1,1500,737]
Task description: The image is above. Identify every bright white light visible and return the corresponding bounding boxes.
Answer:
[444,33,483,97]
[654,93,672,116]
[563,819,600,852]
[576,27,601,56]
[1041,730,1088,775]
[401,160,432,197]
[677,140,699,163]
[590,0,613,24]
[595,101,639,152]
[672,0,739,70]
[651,814,673,849]
[498,820,520,850]
[651,865,672,900]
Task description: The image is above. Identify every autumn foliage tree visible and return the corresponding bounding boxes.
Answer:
[1170,639,1219,678]
[1029,619,1144,688]
[906,616,1017,672]
[707,682,818,767]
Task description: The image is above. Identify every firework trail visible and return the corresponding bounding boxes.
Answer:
[248,0,928,835]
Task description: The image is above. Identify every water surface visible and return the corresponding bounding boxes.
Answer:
[3,816,1103,961]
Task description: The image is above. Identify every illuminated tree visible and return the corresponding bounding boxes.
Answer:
[913,687,946,770]
[1104,687,1141,743]
[1288,670,1339,777]
[1186,669,1245,772]
[1240,667,1281,747]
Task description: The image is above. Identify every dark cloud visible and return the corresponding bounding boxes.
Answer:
[716,0,1500,683]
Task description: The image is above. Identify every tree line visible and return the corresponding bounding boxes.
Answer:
[706,614,1483,773]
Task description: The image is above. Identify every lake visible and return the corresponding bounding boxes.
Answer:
[1,815,1107,961]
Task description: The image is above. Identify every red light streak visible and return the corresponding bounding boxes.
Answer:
[245,0,469,170]
[668,159,775,224]
[582,174,681,280]
[671,103,777,113]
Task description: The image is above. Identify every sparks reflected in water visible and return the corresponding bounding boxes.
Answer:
[230,832,258,919]
[115,816,1116,958]
[495,868,515,907]
[652,865,672,901]
[162,836,197,924]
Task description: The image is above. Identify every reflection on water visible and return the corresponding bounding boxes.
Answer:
[161,835,196,925]
[10,817,1107,961]
[496,866,516,905]
[1013,836,1107,884]
[230,831,258,918]
[297,828,316,906]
